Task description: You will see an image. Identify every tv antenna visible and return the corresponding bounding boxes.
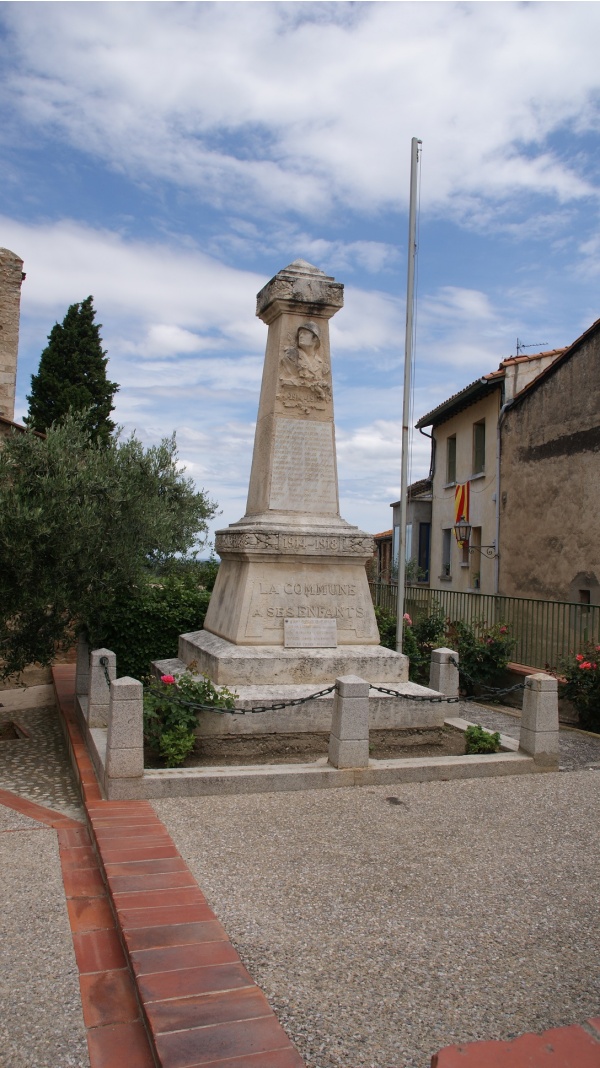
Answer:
[516,338,549,356]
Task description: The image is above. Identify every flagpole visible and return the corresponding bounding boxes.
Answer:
[396,137,421,653]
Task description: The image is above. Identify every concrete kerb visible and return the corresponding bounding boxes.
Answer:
[69,650,561,799]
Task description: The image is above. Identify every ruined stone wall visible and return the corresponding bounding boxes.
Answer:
[499,332,600,603]
[0,248,24,422]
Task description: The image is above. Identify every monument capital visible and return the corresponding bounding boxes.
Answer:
[256,259,344,325]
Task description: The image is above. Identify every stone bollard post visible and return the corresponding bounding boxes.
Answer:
[75,633,90,699]
[328,675,370,769]
[105,677,144,780]
[519,673,559,768]
[88,649,116,728]
[429,648,459,698]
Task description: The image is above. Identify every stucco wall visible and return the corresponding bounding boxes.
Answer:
[499,333,600,602]
[430,390,500,594]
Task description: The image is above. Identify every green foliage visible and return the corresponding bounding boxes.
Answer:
[448,620,515,695]
[374,605,446,683]
[464,724,501,754]
[26,296,118,444]
[374,606,397,651]
[143,672,237,767]
[100,578,211,681]
[559,642,600,731]
[409,609,446,682]
[158,725,196,767]
[0,413,217,678]
[152,553,220,593]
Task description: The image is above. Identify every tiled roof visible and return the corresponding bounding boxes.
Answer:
[416,347,567,429]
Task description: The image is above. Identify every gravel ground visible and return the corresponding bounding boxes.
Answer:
[0,705,83,820]
[0,807,89,1068]
[154,768,600,1068]
[462,701,600,771]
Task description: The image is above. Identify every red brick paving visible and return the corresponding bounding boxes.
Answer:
[0,788,154,1068]
[431,1020,600,1066]
[53,663,306,1068]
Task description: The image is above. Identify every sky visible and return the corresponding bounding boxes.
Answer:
[2,1,600,548]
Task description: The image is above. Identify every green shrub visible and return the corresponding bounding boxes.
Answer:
[559,642,600,732]
[464,724,501,754]
[373,605,446,683]
[143,671,237,766]
[158,724,196,767]
[374,606,397,651]
[100,576,211,680]
[448,620,515,696]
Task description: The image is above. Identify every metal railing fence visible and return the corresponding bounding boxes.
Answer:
[369,582,600,671]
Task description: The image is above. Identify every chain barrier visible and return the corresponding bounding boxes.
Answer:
[142,655,524,716]
[146,684,337,717]
[448,656,525,704]
[99,655,112,689]
[154,678,523,716]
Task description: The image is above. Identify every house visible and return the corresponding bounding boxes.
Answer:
[499,318,600,605]
[373,529,393,583]
[411,348,565,594]
[390,477,433,585]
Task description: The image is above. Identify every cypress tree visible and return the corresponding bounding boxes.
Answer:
[26,296,118,443]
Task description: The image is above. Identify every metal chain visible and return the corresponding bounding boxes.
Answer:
[147,673,523,716]
[146,684,336,717]
[99,655,112,689]
[447,656,525,703]
[370,684,460,704]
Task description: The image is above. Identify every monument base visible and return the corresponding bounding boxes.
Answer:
[152,630,448,737]
[177,628,409,686]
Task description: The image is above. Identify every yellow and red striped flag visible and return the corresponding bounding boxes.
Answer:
[454,482,470,541]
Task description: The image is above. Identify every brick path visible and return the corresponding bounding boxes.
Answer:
[53,663,305,1068]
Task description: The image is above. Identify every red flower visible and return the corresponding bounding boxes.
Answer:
[576,654,585,662]
[579,662,592,670]
[160,674,176,684]
[499,626,508,634]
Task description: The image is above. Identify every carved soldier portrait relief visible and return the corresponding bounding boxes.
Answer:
[278,320,332,413]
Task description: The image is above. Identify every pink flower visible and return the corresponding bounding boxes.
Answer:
[160,674,176,685]
[576,654,585,662]
[403,613,412,625]
[499,626,508,634]
[579,662,592,670]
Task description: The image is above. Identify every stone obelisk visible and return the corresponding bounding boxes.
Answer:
[179,260,408,687]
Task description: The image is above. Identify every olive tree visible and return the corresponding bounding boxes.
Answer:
[0,413,216,678]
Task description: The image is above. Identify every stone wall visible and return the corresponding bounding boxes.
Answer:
[499,329,600,604]
[0,248,24,422]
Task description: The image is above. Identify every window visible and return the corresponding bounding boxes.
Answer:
[446,435,456,484]
[442,528,452,577]
[473,421,485,474]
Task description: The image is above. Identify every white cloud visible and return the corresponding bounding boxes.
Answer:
[2,2,600,223]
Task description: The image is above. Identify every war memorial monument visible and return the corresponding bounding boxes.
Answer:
[168,259,448,734]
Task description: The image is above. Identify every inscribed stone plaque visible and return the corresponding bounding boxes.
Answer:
[269,418,337,513]
[284,618,338,648]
